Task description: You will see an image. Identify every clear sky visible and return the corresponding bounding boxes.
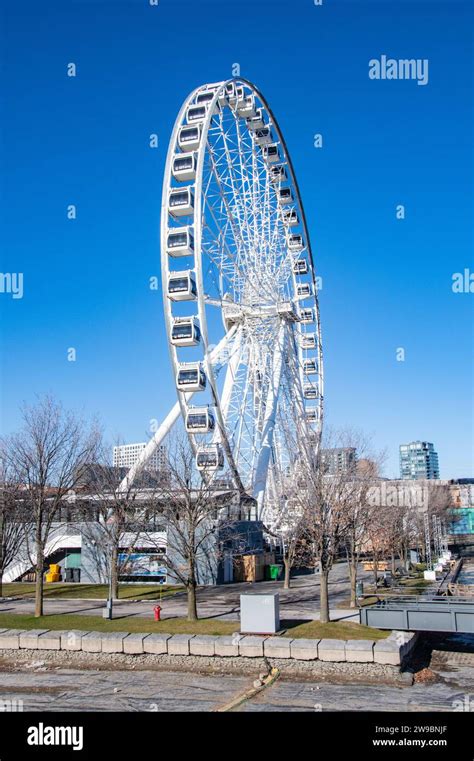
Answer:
[1,0,473,479]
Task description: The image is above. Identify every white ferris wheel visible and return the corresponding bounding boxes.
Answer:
[122,78,323,530]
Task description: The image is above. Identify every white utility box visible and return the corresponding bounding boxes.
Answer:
[240,593,280,634]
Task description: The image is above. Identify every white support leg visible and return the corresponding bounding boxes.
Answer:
[252,322,286,519]
[119,329,236,493]
[213,326,242,443]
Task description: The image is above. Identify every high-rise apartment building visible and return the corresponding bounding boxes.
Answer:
[113,443,167,472]
[321,447,357,475]
[399,441,439,480]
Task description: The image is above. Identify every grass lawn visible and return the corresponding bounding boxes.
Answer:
[0,612,388,640]
[281,620,388,640]
[1,583,183,601]
[399,577,431,590]
[0,612,237,636]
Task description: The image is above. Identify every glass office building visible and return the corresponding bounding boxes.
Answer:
[399,441,440,480]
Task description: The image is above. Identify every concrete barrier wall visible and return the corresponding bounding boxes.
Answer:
[0,628,417,665]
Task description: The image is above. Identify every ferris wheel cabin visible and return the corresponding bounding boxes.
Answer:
[288,234,304,253]
[293,258,308,275]
[303,358,318,375]
[186,105,208,124]
[185,407,215,433]
[278,187,293,205]
[237,94,256,118]
[195,90,220,114]
[246,109,265,130]
[270,165,287,183]
[305,408,319,423]
[167,270,197,301]
[300,308,315,324]
[301,333,316,349]
[303,383,318,400]
[297,283,312,298]
[172,153,198,182]
[253,127,272,146]
[167,227,194,257]
[176,362,207,392]
[196,444,224,472]
[178,125,202,152]
[263,143,280,163]
[282,208,299,227]
[169,188,195,218]
[170,316,201,346]
[219,82,242,107]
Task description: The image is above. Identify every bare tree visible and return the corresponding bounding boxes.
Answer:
[340,430,387,607]
[286,438,352,622]
[142,435,248,621]
[0,450,30,597]
[76,441,159,600]
[1,396,100,616]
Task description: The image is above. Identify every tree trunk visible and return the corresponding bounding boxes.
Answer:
[111,545,119,600]
[283,557,291,589]
[348,555,357,608]
[35,545,44,618]
[187,581,198,621]
[319,567,330,623]
[391,550,396,575]
[373,556,379,589]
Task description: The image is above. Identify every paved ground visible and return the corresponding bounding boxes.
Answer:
[0,665,254,712]
[0,562,368,622]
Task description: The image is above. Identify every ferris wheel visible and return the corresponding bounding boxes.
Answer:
[122,78,323,528]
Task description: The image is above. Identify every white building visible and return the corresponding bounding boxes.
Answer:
[113,442,167,472]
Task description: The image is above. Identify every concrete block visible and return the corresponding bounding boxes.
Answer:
[19,629,49,649]
[123,633,147,655]
[344,639,375,663]
[318,639,346,662]
[189,635,218,657]
[0,630,26,649]
[81,631,103,653]
[101,632,129,654]
[168,634,194,656]
[374,639,401,666]
[404,632,418,655]
[214,634,242,657]
[389,631,417,658]
[290,638,319,661]
[60,630,84,651]
[143,633,171,655]
[37,631,62,650]
[263,637,292,659]
[239,635,266,657]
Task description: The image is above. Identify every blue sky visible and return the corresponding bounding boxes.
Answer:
[1,0,473,478]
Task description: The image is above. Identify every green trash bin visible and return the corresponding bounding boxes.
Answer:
[269,564,282,580]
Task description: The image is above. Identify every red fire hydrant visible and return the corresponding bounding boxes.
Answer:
[153,605,162,621]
